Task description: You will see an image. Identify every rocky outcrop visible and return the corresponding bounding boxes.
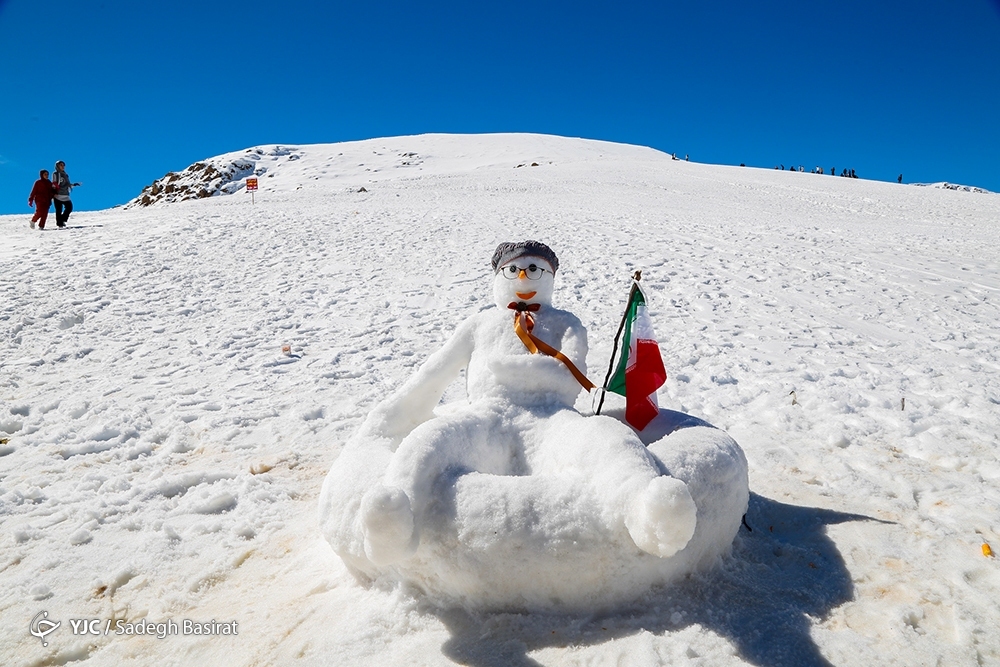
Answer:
[913,182,993,194]
[126,146,300,208]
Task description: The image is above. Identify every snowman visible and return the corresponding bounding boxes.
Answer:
[336,240,698,567]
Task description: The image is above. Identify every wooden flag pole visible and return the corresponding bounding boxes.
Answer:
[595,270,641,416]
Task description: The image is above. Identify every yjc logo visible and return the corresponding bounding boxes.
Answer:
[29,611,60,647]
[69,618,105,635]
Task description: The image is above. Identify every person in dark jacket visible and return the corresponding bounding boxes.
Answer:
[28,169,56,230]
[51,160,81,228]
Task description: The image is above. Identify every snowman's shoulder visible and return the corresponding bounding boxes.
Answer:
[448,306,494,326]
[460,306,507,335]
[541,306,585,329]
[466,305,504,323]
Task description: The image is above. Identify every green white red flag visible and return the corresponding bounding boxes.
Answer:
[605,283,666,430]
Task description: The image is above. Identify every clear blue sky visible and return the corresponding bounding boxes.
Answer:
[2,0,998,213]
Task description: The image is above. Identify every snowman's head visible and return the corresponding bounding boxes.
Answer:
[490,241,559,309]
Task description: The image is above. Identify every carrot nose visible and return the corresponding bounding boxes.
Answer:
[518,269,527,279]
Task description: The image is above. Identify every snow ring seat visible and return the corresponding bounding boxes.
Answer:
[319,407,749,611]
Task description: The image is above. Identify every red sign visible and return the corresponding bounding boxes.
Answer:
[246,178,258,192]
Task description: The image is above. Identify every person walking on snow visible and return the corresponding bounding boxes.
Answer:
[28,169,56,229]
[51,160,80,228]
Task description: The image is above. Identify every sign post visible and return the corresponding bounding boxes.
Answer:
[246,177,258,204]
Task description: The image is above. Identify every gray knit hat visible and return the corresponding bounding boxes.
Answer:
[491,240,559,274]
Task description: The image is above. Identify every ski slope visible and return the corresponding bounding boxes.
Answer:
[2,133,999,666]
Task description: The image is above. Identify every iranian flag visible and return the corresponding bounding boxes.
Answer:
[605,283,666,431]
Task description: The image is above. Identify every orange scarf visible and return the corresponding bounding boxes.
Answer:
[508,302,596,391]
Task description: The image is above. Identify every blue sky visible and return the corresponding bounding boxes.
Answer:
[1,0,998,214]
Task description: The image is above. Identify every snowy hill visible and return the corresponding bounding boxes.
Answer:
[3,133,1000,666]
[124,134,664,208]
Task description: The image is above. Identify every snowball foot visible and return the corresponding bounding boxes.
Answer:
[625,476,698,558]
[360,486,417,565]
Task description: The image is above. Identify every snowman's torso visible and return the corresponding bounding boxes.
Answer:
[464,306,587,408]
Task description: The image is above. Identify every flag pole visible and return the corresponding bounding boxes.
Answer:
[596,270,641,415]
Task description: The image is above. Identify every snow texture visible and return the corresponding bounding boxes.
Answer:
[3,133,1000,666]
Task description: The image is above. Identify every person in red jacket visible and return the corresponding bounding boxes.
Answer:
[28,169,56,230]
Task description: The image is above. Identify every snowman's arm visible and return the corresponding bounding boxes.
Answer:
[361,319,475,441]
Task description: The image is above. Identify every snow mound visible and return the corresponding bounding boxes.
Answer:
[321,408,748,611]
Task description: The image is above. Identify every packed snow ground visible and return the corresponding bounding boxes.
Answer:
[2,134,999,666]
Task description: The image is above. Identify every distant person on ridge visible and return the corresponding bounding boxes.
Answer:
[28,169,56,230]
[898,174,903,184]
[52,160,81,228]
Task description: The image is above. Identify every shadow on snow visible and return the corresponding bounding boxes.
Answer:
[428,493,889,667]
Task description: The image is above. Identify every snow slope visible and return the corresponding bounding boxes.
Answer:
[2,133,999,666]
